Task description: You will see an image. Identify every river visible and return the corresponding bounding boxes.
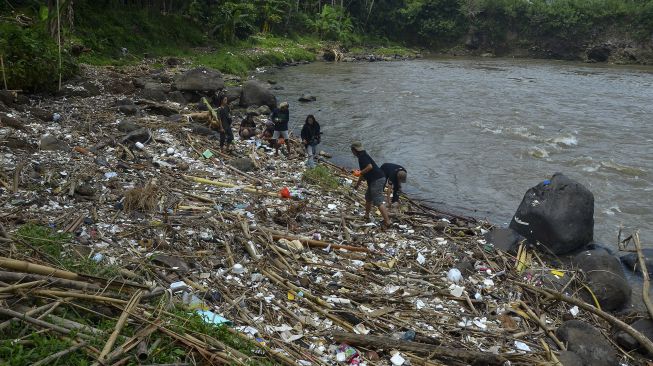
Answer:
[264,58,653,249]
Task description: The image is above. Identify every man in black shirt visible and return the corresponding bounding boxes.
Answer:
[351,141,391,228]
[381,163,407,207]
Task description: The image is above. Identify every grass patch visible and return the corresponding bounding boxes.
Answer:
[374,46,417,57]
[15,223,118,277]
[303,165,340,190]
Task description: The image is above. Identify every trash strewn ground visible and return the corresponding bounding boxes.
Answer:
[1,62,651,365]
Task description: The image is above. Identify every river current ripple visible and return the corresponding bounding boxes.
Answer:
[265,58,653,249]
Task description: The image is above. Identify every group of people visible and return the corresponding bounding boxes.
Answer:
[211,96,406,228]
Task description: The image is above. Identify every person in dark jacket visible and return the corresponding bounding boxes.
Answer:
[300,114,321,168]
[351,141,391,228]
[217,95,233,152]
[270,102,290,156]
[380,163,407,207]
[239,113,257,140]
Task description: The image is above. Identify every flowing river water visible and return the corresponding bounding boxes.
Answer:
[264,58,653,250]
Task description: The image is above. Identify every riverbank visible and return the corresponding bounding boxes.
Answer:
[1,61,653,365]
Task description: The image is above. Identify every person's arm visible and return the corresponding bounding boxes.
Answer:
[385,180,392,204]
[392,182,400,203]
[354,163,372,189]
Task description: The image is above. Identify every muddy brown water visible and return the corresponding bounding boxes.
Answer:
[265,57,653,253]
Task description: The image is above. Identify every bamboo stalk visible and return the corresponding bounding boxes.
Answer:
[98,290,143,361]
[56,0,62,91]
[184,175,280,197]
[0,257,80,280]
[0,280,45,293]
[268,231,370,253]
[32,341,88,366]
[0,55,7,90]
[0,270,102,292]
[0,308,92,340]
[634,231,653,321]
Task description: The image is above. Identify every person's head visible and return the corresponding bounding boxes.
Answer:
[218,94,228,106]
[350,141,364,156]
[397,170,407,184]
[305,115,316,125]
[279,102,289,110]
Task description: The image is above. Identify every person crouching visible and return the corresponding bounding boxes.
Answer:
[351,141,391,228]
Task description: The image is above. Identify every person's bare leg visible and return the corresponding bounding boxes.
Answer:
[364,201,372,221]
[379,204,391,227]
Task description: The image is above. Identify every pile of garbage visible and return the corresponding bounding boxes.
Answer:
[1,62,652,365]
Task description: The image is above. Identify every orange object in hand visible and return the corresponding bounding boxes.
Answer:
[278,137,285,145]
[353,169,361,177]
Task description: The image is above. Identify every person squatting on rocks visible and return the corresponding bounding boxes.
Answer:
[239,112,257,140]
[381,163,407,209]
[217,94,234,152]
[301,114,321,168]
[351,141,392,228]
[270,101,291,156]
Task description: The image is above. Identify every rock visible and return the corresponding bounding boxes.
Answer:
[0,113,26,130]
[190,124,217,137]
[230,158,256,172]
[117,119,140,133]
[139,88,168,102]
[509,173,594,255]
[141,102,179,116]
[181,91,201,103]
[226,87,241,103]
[574,249,630,311]
[0,90,15,106]
[122,127,151,144]
[173,67,224,92]
[621,249,653,275]
[484,227,523,255]
[298,94,317,102]
[28,108,51,122]
[166,57,183,67]
[556,351,584,366]
[587,45,612,62]
[556,320,619,366]
[239,80,277,109]
[256,105,271,116]
[58,81,101,98]
[118,104,140,116]
[615,318,653,351]
[167,91,187,104]
[75,183,96,197]
[40,134,69,151]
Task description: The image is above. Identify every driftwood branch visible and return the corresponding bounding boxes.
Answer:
[634,232,653,321]
[332,331,507,365]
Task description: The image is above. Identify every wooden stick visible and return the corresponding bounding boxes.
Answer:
[32,341,88,366]
[332,331,506,365]
[517,281,653,355]
[56,0,62,91]
[184,175,279,197]
[634,231,653,321]
[269,232,370,253]
[0,308,92,339]
[518,300,565,350]
[0,55,7,90]
[98,290,143,361]
[0,301,60,331]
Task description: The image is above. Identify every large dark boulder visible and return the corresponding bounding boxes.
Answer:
[173,67,224,92]
[615,318,653,352]
[239,80,277,109]
[556,320,619,366]
[574,249,630,311]
[556,351,584,366]
[621,249,653,276]
[226,87,241,103]
[509,173,594,254]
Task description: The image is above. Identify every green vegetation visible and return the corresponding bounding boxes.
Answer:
[15,223,118,277]
[303,165,340,190]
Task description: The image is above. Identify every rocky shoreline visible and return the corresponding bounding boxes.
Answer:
[1,60,653,365]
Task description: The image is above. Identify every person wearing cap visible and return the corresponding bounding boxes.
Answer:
[351,141,391,228]
[270,102,290,156]
[381,163,407,207]
[239,112,257,140]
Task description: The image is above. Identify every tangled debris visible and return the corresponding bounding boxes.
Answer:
[1,62,652,365]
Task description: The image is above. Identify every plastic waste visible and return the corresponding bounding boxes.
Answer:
[166,147,175,155]
[232,263,245,274]
[135,141,145,150]
[92,253,104,263]
[196,310,232,326]
[401,329,416,341]
[52,112,61,122]
[279,187,291,199]
[447,268,463,283]
[335,344,360,365]
[104,172,118,179]
[202,149,213,159]
[390,352,406,365]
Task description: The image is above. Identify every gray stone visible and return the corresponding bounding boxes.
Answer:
[142,103,179,116]
[117,119,140,133]
[0,113,26,130]
[75,183,96,197]
[256,105,271,116]
[118,104,140,116]
[226,87,241,103]
[621,249,653,276]
[556,320,619,366]
[29,108,52,122]
[122,128,151,144]
[40,135,68,151]
[139,88,168,102]
[167,91,187,104]
[556,351,584,366]
[173,67,224,92]
[239,80,277,109]
[485,227,523,255]
[574,249,630,311]
[298,94,317,102]
[190,124,217,137]
[230,158,256,172]
[0,90,14,106]
[509,173,594,254]
[615,318,653,351]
